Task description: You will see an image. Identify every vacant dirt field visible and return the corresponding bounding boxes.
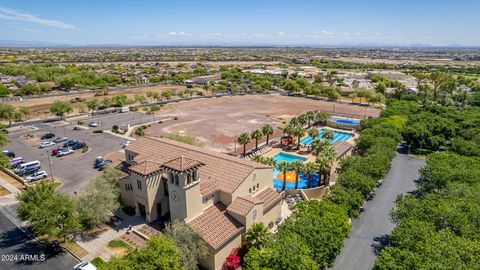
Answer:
[142,94,380,153]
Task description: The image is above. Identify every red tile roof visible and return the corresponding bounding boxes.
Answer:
[163,156,204,172]
[126,137,271,196]
[227,196,263,217]
[254,187,282,213]
[187,203,244,250]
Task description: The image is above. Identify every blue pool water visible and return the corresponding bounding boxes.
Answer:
[300,129,354,145]
[331,117,360,125]
[272,152,320,190]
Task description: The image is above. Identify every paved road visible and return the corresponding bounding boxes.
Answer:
[0,210,78,270]
[331,144,425,270]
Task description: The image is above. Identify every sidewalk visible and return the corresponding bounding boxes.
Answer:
[76,211,146,262]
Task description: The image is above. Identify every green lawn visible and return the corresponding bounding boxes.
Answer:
[91,257,106,268]
[108,239,130,249]
[60,240,88,258]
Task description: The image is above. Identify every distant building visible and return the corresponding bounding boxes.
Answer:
[184,74,221,87]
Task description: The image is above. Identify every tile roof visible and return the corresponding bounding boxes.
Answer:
[253,187,282,213]
[129,159,163,175]
[187,203,244,250]
[163,156,204,172]
[227,196,263,217]
[333,140,354,158]
[126,137,271,196]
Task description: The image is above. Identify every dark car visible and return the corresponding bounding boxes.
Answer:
[63,140,78,147]
[2,150,15,158]
[51,148,68,156]
[18,166,39,176]
[40,133,55,139]
[97,160,113,170]
[71,142,86,150]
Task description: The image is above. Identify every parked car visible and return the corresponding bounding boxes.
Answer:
[2,150,15,158]
[94,156,109,168]
[63,140,79,147]
[39,141,56,148]
[57,149,74,157]
[14,160,40,173]
[18,166,40,176]
[25,171,48,182]
[52,148,68,156]
[10,157,25,167]
[53,136,68,143]
[97,160,113,170]
[41,133,55,139]
[73,261,97,270]
[121,140,132,148]
[71,142,86,150]
[88,122,98,127]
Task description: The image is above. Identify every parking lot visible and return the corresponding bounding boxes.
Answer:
[4,112,152,195]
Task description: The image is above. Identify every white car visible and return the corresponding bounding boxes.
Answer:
[39,141,56,148]
[121,140,132,148]
[73,262,97,270]
[57,149,74,157]
[53,136,68,143]
[88,122,99,127]
[25,171,48,181]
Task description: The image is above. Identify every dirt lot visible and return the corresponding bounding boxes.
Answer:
[8,84,186,117]
[141,94,379,152]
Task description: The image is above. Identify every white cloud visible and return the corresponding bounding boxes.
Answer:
[235,33,247,36]
[0,6,74,29]
[277,31,286,36]
[168,31,192,37]
[252,33,265,37]
[9,25,41,33]
[320,30,334,36]
[208,32,222,37]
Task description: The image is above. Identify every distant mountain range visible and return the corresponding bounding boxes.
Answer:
[0,39,478,49]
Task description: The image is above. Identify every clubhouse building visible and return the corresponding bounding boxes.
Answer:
[119,137,282,270]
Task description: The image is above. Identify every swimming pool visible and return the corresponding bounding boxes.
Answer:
[300,129,354,145]
[272,152,319,190]
[331,117,360,125]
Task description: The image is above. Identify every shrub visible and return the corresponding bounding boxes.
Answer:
[112,125,119,133]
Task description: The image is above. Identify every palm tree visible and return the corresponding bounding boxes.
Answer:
[303,162,317,188]
[318,145,336,185]
[315,111,331,126]
[322,129,335,142]
[237,132,251,157]
[262,124,274,146]
[292,160,304,189]
[315,155,329,186]
[311,139,330,156]
[276,161,291,191]
[297,114,307,127]
[251,129,263,152]
[305,111,315,127]
[292,125,305,149]
[307,127,319,141]
[244,223,271,250]
[252,155,263,163]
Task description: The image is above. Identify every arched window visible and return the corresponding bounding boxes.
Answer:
[187,173,192,185]
[174,174,179,186]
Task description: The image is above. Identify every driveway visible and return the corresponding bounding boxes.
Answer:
[330,144,425,270]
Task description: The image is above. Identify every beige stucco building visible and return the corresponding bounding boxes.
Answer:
[119,137,282,270]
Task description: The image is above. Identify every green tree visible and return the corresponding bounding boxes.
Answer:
[50,101,72,119]
[86,98,99,112]
[262,124,274,146]
[292,160,304,189]
[18,107,30,121]
[164,220,208,270]
[237,132,251,156]
[303,162,317,188]
[244,223,271,250]
[104,235,185,270]
[76,168,121,229]
[17,181,79,240]
[276,161,292,191]
[250,129,263,152]
[0,103,17,126]
[322,129,335,142]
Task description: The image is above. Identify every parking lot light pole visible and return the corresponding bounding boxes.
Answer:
[44,150,54,180]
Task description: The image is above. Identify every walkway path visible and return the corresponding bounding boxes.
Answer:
[330,144,425,270]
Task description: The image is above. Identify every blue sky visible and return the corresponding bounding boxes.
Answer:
[0,0,479,46]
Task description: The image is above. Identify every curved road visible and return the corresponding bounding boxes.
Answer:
[331,144,425,270]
